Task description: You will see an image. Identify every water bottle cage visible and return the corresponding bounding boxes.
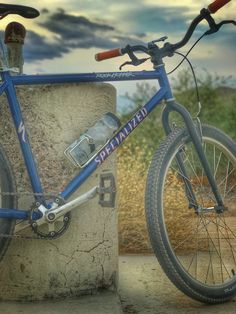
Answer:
[64,134,109,168]
[86,135,96,153]
[64,135,95,168]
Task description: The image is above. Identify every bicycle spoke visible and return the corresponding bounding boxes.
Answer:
[220,214,236,267]
[187,215,201,273]
[199,215,231,280]
[173,220,211,251]
[214,151,222,178]
[223,183,236,198]
[201,215,217,283]
[170,166,199,208]
[170,212,195,228]
[213,145,216,176]
[200,142,207,194]
[170,160,217,208]
[216,214,224,283]
[182,148,219,206]
[216,167,235,192]
[183,151,203,186]
[218,215,236,241]
[156,126,236,294]
[204,216,236,244]
[183,148,207,207]
[224,160,230,199]
[197,163,235,206]
[205,228,215,284]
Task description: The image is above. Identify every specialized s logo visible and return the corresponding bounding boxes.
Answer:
[18,121,26,143]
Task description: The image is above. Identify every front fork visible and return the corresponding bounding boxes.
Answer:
[161,100,225,213]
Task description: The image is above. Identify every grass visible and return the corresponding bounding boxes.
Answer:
[117,139,152,254]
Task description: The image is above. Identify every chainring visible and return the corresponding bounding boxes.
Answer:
[30,198,71,240]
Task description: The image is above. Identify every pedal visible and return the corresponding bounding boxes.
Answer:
[98,172,116,207]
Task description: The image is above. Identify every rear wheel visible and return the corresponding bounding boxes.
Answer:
[145,125,236,303]
[0,145,16,261]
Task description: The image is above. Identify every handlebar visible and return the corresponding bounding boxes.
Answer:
[95,0,233,63]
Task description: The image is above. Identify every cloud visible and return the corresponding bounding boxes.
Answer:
[22,5,236,64]
[215,28,236,49]
[119,5,195,34]
[41,8,49,14]
[196,25,236,52]
[23,8,145,62]
[24,31,70,61]
[39,8,115,39]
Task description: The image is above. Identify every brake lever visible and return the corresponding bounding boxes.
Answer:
[217,20,236,28]
[205,19,236,35]
[119,44,150,70]
[119,60,133,70]
[119,57,149,70]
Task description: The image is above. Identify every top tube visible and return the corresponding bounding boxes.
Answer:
[9,70,162,86]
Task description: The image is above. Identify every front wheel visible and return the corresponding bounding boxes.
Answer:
[145,124,236,303]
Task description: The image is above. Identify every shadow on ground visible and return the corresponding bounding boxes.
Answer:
[119,255,236,314]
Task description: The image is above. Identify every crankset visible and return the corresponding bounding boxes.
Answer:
[30,198,71,239]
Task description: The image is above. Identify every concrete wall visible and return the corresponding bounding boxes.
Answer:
[0,83,118,300]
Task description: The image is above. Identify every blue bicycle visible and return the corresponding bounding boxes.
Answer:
[0,0,235,304]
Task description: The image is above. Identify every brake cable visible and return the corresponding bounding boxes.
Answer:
[174,51,202,117]
[166,33,207,117]
[166,17,236,115]
[167,33,206,75]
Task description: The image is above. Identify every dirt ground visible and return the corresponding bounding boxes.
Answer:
[118,255,236,314]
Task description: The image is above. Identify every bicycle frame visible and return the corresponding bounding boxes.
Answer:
[0,65,172,219]
[0,63,224,220]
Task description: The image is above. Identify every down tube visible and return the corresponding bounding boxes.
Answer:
[60,87,167,200]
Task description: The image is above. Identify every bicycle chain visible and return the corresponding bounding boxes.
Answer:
[0,232,48,240]
[0,190,65,241]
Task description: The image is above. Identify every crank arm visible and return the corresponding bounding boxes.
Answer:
[14,186,98,233]
[45,172,116,221]
[45,186,98,223]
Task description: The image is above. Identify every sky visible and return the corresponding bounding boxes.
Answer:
[1,0,235,100]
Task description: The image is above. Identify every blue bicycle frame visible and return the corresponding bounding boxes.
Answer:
[0,65,174,220]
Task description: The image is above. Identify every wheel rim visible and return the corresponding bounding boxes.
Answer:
[162,135,236,287]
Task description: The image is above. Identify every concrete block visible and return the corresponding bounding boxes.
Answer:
[0,82,118,300]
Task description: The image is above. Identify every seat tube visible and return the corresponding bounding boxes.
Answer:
[2,72,44,200]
